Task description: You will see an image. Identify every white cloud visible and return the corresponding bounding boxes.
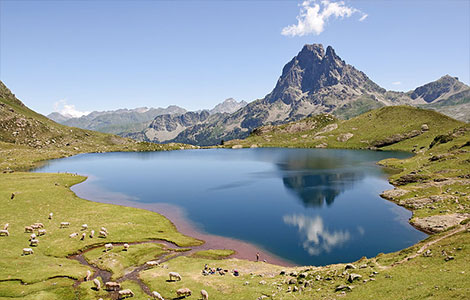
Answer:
[283,214,350,255]
[281,0,368,36]
[53,99,90,118]
[392,81,401,85]
[359,14,368,22]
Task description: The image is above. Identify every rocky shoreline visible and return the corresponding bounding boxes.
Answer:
[380,178,470,234]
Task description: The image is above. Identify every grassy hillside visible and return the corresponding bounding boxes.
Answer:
[226,106,463,151]
[333,95,385,120]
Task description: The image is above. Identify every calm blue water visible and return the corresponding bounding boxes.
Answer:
[34,148,426,266]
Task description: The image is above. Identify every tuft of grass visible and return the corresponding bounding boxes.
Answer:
[190,249,235,260]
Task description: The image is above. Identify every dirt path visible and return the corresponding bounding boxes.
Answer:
[374,224,468,270]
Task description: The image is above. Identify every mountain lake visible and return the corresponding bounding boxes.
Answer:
[34,148,427,266]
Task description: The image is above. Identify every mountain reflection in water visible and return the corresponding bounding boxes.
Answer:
[34,148,427,266]
[277,152,365,208]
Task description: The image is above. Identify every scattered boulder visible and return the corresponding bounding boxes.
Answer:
[288,278,297,285]
[345,264,356,270]
[380,188,408,200]
[335,285,352,292]
[348,273,362,283]
[316,123,338,135]
[372,130,422,148]
[394,174,430,186]
[337,133,354,142]
[445,256,455,262]
[421,124,429,131]
[423,250,433,258]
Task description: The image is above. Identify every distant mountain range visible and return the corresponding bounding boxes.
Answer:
[48,106,187,135]
[48,44,469,145]
[48,98,247,137]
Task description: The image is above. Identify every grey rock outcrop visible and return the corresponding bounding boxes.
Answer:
[411,213,470,233]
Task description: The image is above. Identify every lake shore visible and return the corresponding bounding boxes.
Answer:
[70,177,296,267]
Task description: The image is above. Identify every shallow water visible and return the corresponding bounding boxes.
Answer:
[35,148,427,266]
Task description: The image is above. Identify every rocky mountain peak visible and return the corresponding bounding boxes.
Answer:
[266,44,377,105]
[410,74,469,103]
[299,43,325,60]
[210,98,248,114]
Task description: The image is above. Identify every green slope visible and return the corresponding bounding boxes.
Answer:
[227,106,463,152]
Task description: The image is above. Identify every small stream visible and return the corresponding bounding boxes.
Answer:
[68,240,224,299]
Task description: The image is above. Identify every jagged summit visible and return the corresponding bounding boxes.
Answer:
[266,43,384,105]
[209,98,247,114]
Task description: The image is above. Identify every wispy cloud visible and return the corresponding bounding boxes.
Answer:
[281,0,368,37]
[392,81,401,85]
[359,14,368,22]
[53,99,90,118]
[283,214,350,255]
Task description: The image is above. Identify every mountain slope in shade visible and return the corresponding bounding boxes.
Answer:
[410,75,469,103]
[419,88,470,122]
[126,98,247,143]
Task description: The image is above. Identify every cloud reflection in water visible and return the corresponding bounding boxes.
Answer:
[283,214,351,255]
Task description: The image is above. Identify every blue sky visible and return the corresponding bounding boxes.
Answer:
[0,0,469,116]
